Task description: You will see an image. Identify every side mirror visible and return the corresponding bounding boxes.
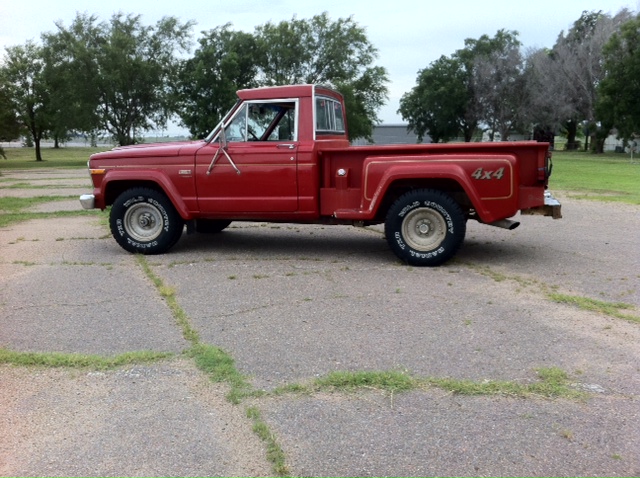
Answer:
[219,123,228,149]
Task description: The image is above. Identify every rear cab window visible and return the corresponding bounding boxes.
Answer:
[315,96,345,136]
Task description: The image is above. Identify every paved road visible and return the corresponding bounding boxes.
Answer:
[1,168,638,476]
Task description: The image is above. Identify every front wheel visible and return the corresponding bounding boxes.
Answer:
[385,189,466,266]
[110,188,184,254]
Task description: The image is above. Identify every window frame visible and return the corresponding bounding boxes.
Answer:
[221,98,299,143]
[314,95,346,137]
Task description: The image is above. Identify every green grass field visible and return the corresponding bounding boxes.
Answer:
[550,151,640,204]
[1,145,639,205]
[0,146,107,168]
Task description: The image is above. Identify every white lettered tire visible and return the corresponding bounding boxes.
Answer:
[385,189,466,266]
[110,188,184,254]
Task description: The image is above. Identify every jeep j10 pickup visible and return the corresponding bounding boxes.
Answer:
[80,84,561,266]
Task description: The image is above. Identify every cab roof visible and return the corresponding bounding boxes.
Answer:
[236,84,342,101]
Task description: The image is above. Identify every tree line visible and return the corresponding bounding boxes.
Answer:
[1,9,639,161]
[399,9,639,152]
[0,12,388,160]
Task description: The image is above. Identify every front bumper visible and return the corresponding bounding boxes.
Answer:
[521,191,562,219]
[79,194,95,210]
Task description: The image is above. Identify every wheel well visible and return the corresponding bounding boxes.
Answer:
[104,180,165,206]
[375,179,472,222]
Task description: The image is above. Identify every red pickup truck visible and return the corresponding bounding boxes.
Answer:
[80,84,561,266]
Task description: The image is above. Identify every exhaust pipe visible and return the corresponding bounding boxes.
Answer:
[488,219,520,230]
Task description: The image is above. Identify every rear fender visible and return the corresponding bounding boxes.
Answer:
[362,155,519,223]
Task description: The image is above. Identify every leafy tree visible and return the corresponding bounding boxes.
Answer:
[459,29,522,141]
[470,32,525,140]
[398,56,467,143]
[41,13,104,147]
[537,10,632,151]
[400,29,522,143]
[47,13,193,146]
[1,42,52,161]
[176,24,259,139]
[597,14,640,144]
[0,79,22,143]
[254,12,388,141]
[521,47,572,143]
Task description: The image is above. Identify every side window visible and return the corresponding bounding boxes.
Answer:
[316,97,345,134]
[226,101,297,142]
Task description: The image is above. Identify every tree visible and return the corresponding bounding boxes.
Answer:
[470,32,525,140]
[597,14,640,143]
[176,24,259,139]
[538,10,632,150]
[400,29,522,143]
[1,42,52,161]
[521,47,572,144]
[41,13,104,147]
[398,55,467,143]
[0,79,22,143]
[254,12,389,141]
[458,29,523,141]
[47,13,193,146]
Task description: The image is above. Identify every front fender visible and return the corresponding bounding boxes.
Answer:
[98,169,192,220]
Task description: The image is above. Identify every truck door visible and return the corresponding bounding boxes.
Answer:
[195,101,298,213]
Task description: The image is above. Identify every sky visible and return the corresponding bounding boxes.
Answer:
[0,0,637,133]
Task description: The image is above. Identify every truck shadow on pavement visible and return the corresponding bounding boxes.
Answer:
[172,225,396,264]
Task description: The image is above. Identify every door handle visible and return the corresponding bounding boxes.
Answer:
[277,144,296,150]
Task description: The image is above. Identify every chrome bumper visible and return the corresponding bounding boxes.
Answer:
[521,191,562,219]
[79,194,95,210]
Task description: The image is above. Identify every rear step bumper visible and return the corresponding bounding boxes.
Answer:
[521,191,562,219]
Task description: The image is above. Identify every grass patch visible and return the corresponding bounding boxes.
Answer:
[548,293,640,324]
[246,406,290,477]
[550,151,640,204]
[136,255,200,343]
[0,146,107,169]
[0,348,173,369]
[0,195,102,227]
[0,209,101,228]
[135,255,254,404]
[427,367,583,399]
[186,344,253,404]
[465,263,508,282]
[313,370,416,392]
[0,196,78,213]
[271,367,582,400]
[1,182,87,189]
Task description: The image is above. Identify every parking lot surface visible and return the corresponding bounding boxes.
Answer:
[1,168,638,476]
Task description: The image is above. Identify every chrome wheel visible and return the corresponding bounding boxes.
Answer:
[123,202,164,242]
[401,207,447,251]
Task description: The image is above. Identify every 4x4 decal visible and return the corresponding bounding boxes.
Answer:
[472,167,505,180]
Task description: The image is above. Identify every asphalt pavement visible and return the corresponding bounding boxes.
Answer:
[1,168,638,477]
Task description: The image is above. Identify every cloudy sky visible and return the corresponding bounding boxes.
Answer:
[0,0,635,130]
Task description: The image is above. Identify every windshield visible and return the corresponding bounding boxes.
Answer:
[205,99,242,143]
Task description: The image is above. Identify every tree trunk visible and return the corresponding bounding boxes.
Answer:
[565,120,578,150]
[35,139,43,161]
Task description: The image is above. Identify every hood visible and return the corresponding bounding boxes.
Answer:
[90,140,206,160]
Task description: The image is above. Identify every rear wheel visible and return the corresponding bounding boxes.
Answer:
[385,189,466,266]
[110,188,184,254]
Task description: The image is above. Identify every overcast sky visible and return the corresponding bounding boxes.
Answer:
[1,0,636,131]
